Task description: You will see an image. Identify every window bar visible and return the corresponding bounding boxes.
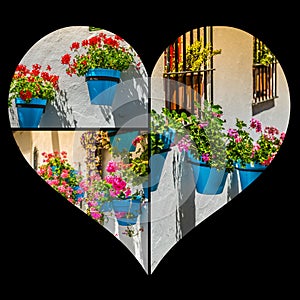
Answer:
[271,64,275,98]
[259,66,262,103]
[268,65,271,99]
[195,27,201,116]
[274,62,278,98]
[174,38,180,111]
[253,66,257,103]
[203,27,208,105]
[209,26,214,104]
[182,32,187,112]
[190,29,194,114]
[164,48,171,110]
[262,66,267,101]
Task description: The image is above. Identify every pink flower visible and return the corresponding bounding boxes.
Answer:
[90,210,103,220]
[227,128,238,138]
[114,211,127,219]
[250,118,262,133]
[104,175,114,184]
[106,160,119,173]
[125,188,131,198]
[61,169,69,178]
[177,134,191,152]
[199,121,209,128]
[201,153,210,162]
[111,176,127,191]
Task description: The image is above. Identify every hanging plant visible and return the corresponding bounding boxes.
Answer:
[80,130,111,178]
[165,37,222,78]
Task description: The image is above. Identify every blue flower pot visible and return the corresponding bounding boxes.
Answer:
[139,201,149,224]
[235,162,267,190]
[188,152,228,195]
[97,200,113,212]
[112,196,142,226]
[142,150,169,197]
[85,68,121,105]
[108,130,139,152]
[157,127,176,150]
[15,97,47,128]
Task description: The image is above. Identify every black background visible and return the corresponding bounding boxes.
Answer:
[1,4,298,296]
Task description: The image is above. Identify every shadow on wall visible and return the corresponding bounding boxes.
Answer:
[112,78,148,127]
[38,77,148,128]
[39,90,75,127]
[176,151,241,238]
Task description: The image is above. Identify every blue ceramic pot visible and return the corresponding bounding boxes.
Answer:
[85,68,121,105]
[235,162,267,190]
[108,130,139,152]
[156,127,176,150]
[15,98,47,128]
[97,200,113,212]
[188,152,228,195]
[112,196,142,226]
[142,151,169,197]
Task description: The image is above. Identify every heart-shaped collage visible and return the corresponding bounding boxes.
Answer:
[7,25,290,275]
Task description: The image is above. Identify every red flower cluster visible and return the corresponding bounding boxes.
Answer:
[9,63,60,106]
[61,31,139,77]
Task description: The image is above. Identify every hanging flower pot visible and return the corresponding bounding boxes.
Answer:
[97,200,113,212]
[142,128,175,197]
[188,153,228,195]
[112,196,142,226]
[142,150,169,197]
[235,162,267,191]
[15,97,47,128]
[159,127,176,149]
[139,200,149,224]
[108,129,139,152]
[85,68,121,105]
[9,64,60,128]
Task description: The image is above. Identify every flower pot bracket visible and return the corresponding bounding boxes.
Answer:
[15,102,46,113]
[85,75,120,83]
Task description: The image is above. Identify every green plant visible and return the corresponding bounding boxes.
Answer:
[61,31,140,77]
[226,117,285,167]
[180,38,222,72]
[8,63,60,108]
[111,110,175,185]
[80,130,111,178]
[254,39,277,66]
[36,151,84,205]
[165,100,234,172]
[80,159,143,225]
[165,37,222,77]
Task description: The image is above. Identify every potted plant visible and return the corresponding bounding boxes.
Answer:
[36,150,84,205]
[60,30,140,105]
[8,63,60,128]
[80,158,144,227]
[166,37,222,77]
[164,100,234,195]
[108,109,176,198]
[253,39,277,66]
[226,117,285,190]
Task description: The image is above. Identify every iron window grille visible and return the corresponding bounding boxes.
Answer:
[252,37,278,107]
[163,26,216,117]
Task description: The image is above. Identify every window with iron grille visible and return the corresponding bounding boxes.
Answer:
[163,26,220,116]
[252,37,278,114]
